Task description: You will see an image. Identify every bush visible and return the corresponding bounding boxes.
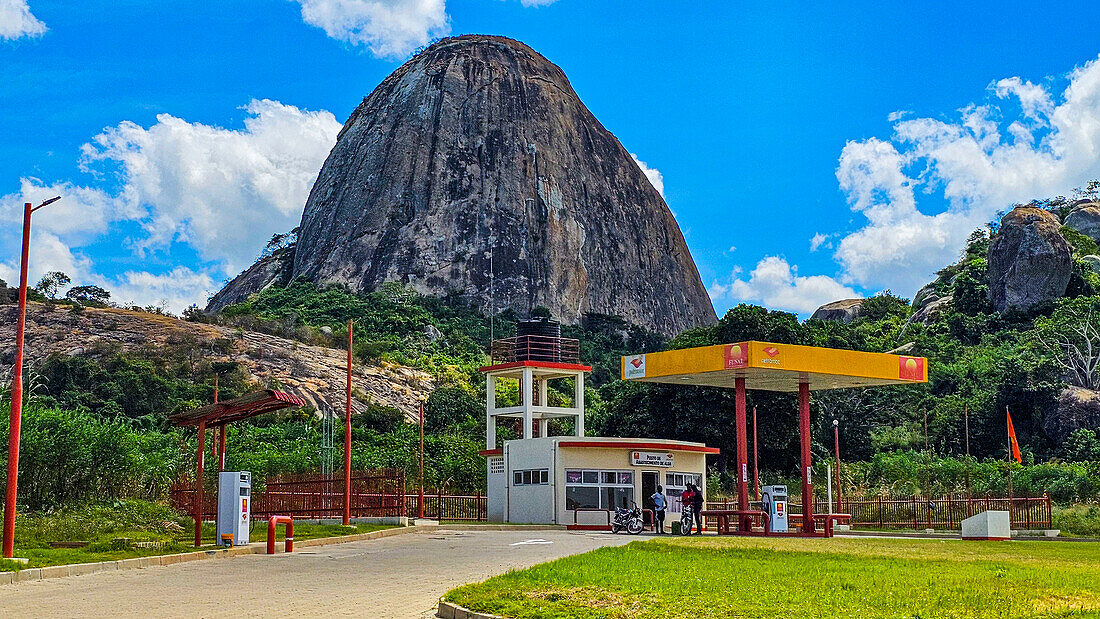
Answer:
[0,404,184,510]
[1053,504,1100,537]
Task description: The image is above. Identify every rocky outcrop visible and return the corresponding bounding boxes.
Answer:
[987,207,1072,312]
[911,295,953,325]
[1045,386,1100,444]
[213,35,715,336]
[1064,201,1100,245]
[0,304,433,421]
[207,248,294,312]
[810,298,863,323]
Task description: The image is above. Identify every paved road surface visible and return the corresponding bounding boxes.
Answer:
[0,529,636,618]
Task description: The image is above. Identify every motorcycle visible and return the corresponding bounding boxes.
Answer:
[611,502,644,535]
[679,504,695,536]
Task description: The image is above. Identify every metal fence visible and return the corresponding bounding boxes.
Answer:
[403,492,487,521]
[705,494,1052,530]
[171,470,406,520]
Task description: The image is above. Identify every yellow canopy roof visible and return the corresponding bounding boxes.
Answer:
[621,341,927,392]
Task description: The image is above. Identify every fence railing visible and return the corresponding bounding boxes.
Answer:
[403,492,487,521]
[490,335,580,364]
[170,470,407,521]
[705,495,1052,530]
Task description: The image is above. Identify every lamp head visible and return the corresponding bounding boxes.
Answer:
[832,419,839,427]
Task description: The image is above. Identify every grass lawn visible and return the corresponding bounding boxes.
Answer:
[2,501,395,570]
[446,536,1100,618]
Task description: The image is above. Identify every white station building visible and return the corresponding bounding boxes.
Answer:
[481,324,716,528]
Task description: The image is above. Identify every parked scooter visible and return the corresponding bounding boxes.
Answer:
[611,502,644,535]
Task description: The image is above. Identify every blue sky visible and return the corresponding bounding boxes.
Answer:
[4,1,1100,316]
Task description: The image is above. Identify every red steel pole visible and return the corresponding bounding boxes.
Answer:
[2,203,32,559]
[218,425,226,471]
[194,421,206,547]
[734,377,749,531]
[418,402,425,520]
[799,382,815,533]
[752,406,760,502]
[833,423,842,513]
[344,320,352,526]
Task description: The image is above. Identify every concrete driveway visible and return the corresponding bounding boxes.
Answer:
[0,528,638,618]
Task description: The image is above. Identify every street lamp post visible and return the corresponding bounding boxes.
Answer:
[4,196,61,559]
[832,418,842,514]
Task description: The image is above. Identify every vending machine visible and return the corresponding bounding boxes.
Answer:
[762,485,788,533]
[217,471,251,546]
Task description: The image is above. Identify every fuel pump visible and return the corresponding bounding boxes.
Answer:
[762,485,788,533]
[217,471,251,546]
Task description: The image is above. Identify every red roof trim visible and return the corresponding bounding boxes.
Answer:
[478,449,503,457]
[557,441,720,454]
[479,361,592,373]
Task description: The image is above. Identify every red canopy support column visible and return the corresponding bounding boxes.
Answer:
[735,377,750,531]
[798,381,815,533]
[194,420,207,547]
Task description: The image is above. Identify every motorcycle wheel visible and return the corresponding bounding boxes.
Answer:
[611,524,621,534]
[627,520,643,535]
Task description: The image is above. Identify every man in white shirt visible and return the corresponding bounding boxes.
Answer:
[650,485,667,534]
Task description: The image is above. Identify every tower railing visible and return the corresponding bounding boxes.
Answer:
[490,335,580,364]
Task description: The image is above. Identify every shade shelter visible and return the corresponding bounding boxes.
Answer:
[169,389,306,546]
[621,341,927,536]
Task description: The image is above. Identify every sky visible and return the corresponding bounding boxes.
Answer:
[4,1,1100,317]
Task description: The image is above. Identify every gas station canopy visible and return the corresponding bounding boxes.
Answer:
[621,341,927,392]
[618,341,928,537]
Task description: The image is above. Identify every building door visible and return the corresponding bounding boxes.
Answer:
[641,471,658,525]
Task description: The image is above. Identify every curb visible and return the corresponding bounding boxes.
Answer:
[434,524,567,532]
[0,525,424,585]
[436,599,505,619]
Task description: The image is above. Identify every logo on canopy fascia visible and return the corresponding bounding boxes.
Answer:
[899,356,924,381]
[624,354,646,379]
[725,343,748,369]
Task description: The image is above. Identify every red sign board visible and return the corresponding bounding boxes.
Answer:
[899,356,924,381]
[725,344,747,369]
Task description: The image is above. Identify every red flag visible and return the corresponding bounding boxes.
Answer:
[1006,407,1022,464]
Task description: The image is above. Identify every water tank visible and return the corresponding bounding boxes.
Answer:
[515,318,561,362]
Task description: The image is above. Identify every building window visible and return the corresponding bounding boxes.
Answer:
[565,469,634,510]
[512,469,549,486]
[664,472,702,513]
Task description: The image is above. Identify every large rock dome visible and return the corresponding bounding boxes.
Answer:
[210,35,715,336]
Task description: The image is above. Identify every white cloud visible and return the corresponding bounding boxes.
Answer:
[518,0,559,6]
[1,99,340,313]
[108,267,218,312]
[833,54,1100,295]
[0,231,94,289]
[709,256,859,315]
[0,0,45,40]
[630,153,665,198]
[81,99,341,274]
[809,233,831,252]
[887,110,911,122]
[293,0,449,59]
[0,179,140,243]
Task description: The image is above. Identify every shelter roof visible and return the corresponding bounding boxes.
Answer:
[168,389,306,427]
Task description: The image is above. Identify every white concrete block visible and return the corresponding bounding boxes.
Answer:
[961,510,1010,540]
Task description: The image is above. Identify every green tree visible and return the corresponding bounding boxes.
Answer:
[34,271,70,299]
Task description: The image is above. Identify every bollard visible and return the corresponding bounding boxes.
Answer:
[267,515,294,554]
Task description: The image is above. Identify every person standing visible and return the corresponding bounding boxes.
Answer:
[690,483,705,535]
[650,485,667,534]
